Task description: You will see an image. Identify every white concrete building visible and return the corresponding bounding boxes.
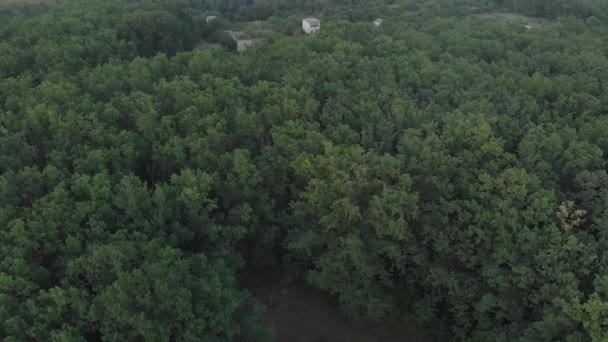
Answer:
[227,31,253,52]
[373,18,383,26]
[206,16,217,23]
[302,18,320,34]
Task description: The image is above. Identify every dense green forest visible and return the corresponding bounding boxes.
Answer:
[2,0,608,340]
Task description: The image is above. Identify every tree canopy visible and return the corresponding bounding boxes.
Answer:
[2,0,608,340]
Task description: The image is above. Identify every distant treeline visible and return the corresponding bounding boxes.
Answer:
[490,0,608,18]
[0,0,58,16]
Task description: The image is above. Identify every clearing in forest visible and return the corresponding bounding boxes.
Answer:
[242,272,432,342]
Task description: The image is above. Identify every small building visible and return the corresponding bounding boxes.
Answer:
[302,18,320,34]
[226,30,253,52]
[206,16,217,23]
[373,18,383,26]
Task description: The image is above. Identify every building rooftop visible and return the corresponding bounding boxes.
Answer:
[304,18,320,24]
[235,34,251,41]
[226,30,251,41]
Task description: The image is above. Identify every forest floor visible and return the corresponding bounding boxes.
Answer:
[196,40,222,49]
[241,271,432,342]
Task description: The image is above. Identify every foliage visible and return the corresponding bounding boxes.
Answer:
[2,0,608,340]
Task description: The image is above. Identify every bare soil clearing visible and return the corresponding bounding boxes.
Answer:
[242,272,432,342]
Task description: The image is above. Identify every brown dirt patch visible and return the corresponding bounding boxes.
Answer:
[242,272,432,342]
